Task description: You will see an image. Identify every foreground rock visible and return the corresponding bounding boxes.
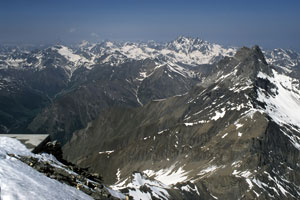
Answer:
[0,137,94,199]
[9,153,118,199]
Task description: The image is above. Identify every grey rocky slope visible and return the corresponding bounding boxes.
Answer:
[62,46,300,199]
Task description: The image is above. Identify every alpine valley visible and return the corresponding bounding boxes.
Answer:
[1,36,300,199]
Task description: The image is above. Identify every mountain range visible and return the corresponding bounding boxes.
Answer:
[1,36,300,199]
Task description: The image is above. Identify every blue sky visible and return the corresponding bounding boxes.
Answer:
[0,0,300,50]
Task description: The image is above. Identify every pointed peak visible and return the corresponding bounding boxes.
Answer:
[173,35,193,43]
[252,45,264,55]
[252,45,267,63]
[168,36,209,51]
[234,45,267,64]
[172,36,205,44]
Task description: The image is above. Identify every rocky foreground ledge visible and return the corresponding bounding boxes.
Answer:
[0,137,125,200]
[8,153,117,199]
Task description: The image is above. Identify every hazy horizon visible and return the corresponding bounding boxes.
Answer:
[1,0,300,51]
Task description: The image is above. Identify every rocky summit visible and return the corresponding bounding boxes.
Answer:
[1,37,300,199]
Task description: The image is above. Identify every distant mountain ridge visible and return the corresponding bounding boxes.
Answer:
[0,36,238,136]
[0,37,300,138]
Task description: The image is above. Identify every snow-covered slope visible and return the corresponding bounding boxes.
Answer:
[0,137,93,200]
[257,70,300,127]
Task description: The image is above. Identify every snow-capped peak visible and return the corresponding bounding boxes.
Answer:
[264,48,300,69]
[54,45,82,63]
[51,45,88,64]
[168,36,205,51]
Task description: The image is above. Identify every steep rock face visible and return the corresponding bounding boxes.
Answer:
[62,46,300,199]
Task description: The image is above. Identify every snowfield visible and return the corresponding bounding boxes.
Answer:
[257,70,300,127]
[0,137,93,200]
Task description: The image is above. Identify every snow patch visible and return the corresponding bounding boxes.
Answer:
[99,150,114,155]
[221,133,228,138]
[211,108,226,121]
[143,164,189,186]
[57,46,82,63]
[184,120,208,127]
[181,184,200,196]
[198,165,220,176]
[235,123,243,129]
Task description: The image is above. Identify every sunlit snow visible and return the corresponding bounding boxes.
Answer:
[0,137,93,200]
[257,70,300,128]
